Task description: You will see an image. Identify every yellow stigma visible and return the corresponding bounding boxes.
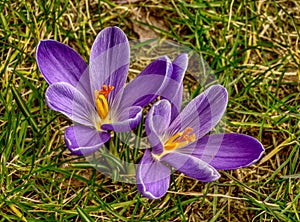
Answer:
[95,85,114,119]
[164,127,196,151]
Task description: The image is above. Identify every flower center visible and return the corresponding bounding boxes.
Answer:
[164,127,196,151]
[94,85,114,119]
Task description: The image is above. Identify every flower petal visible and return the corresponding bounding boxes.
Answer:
[45,82,97,127]
[181,134,264,170]
[36,40,88,86]
[118,56,173,109]
[162,53,188,121]
[136,149,171,199]
[165,84,183,122]
[89,27,130,105]
[170,53,188,82]
[161,152,220,182]
[145,100,172,154]
[168,84,228,140]
[64,125,110,156]
[101,106,142,132]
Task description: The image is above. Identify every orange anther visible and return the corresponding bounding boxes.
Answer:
[99,85,114,99]
[94,85,114,120]
[164,127,196,151]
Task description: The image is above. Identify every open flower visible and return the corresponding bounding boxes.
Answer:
[136,85,264,199]
[36,26,174,156]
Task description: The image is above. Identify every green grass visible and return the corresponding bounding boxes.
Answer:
[0,0,299,221]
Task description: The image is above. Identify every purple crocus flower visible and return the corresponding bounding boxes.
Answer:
[136,84,264,199]
[36,26,174,156]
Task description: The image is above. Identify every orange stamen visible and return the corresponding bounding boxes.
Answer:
[95,85,114,119]
[164,127,196,151]
[99,85,114,99]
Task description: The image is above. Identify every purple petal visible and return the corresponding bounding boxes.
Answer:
[168,85,228,140]
[89,27,130,105]
[161,152,220,182]
[45,82,97,127]
[118,56,173,109]
[145,100,172,154]
[101,106,142,132]
[181,134,264,170]
[136,149,171,199]
[164,84,183,122]
[170,53,188,82]
[161,54,188,121]
[64,125,110,156]
[36,40,88,86]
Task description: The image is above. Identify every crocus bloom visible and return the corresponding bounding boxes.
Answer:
[36,26,174,156]
[136,84,264,199]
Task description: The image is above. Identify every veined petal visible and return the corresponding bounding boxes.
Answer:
[36,40,88,87]
[45,82,97,127]
[181,134,264,170]
[161,152,220,182]
[136,149,171,199]
[168,85,228,140]
[162,53,188,121]
[101,106,142,132]
[164,84,183,122]
[89,27,130,105]
[170,53,188,82]
[119,56,173,109]
[64,125,110,156]
[145,100,172,154]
